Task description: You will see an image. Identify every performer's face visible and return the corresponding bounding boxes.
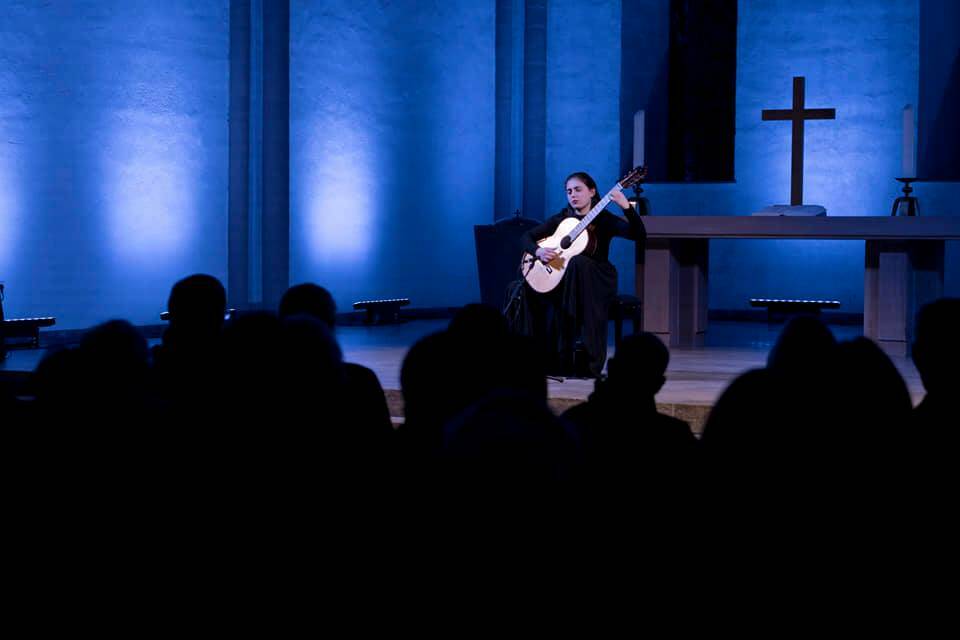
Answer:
[566,178,596,214]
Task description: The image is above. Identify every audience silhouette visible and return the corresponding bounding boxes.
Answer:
[10,277,956,549]
[562,332,697,504]
[152,274,228,422]
[278,283,393,455]
[912,297,959,430]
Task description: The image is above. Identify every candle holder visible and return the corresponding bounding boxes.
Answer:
[891,178,919,217]
[629,184,651,216]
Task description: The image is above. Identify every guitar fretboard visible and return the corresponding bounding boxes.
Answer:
[567,184,625,241]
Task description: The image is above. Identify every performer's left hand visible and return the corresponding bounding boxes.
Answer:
[611,190,631,210]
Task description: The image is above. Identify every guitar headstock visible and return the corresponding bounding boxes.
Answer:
[618,166,648,189]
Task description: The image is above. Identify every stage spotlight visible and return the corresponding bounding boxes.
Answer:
[1,284,56,354]
[352,298,410,325]
[160,309,237,321]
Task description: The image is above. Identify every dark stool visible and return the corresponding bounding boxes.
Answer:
[609,294,643,352]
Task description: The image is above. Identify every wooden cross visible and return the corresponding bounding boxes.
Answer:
[762,76,836,206]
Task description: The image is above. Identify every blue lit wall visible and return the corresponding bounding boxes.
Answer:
[290,0,495,312]
[3,1,955,330]
[919,0,960,181]
[642,0,960,311]
[0,1,229,329]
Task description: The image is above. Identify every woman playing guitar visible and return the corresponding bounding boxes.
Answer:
[520,170,646,378]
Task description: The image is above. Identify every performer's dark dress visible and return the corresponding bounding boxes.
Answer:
[520,205,646,377]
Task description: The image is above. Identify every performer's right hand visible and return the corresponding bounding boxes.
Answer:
[536,247,559,263]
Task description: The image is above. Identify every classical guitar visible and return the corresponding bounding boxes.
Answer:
[521,166,647,293]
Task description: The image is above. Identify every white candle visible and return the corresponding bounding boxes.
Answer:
[902,104,916,178]
[633,109,645,168]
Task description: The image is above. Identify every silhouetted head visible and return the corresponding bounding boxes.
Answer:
[701,368,781,457]
[767,315,837,379]
[400,331,459,435]
[836,337,913,429]
[280,314,343,382]
[606,332,669,396]
[73,320,151,415]
[79,319,149,383]
[912,297,960,396]
[564,171,601,212]
[167,274,226,334]
[33,347,84,408]
[279,283,336,328]
[497,332,548,401]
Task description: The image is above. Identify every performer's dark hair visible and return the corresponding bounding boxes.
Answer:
[564,171,602,208]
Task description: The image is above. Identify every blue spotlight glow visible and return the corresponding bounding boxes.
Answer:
[101,109,198,263]
[0,153,18,273]
[299,121,376,268]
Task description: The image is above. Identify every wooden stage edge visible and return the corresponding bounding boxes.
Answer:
[372,344,924,436]
[383,388,714,434]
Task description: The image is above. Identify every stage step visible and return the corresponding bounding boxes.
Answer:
[383,389,710,435]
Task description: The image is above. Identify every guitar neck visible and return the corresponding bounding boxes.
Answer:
[568,184,624,240]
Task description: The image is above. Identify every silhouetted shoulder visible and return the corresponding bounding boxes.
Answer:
[344,361,380,387]
[561,401,593,425]
[652,413,697,445]
[343,361,392,433]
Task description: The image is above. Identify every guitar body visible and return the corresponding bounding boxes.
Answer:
[519,165,648,294]
[521,217,591,293]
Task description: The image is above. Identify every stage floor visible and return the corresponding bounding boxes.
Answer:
[334,319,925,432]
[2,319,925,432]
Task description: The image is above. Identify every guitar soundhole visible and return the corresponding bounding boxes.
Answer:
[560,236,572,249]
